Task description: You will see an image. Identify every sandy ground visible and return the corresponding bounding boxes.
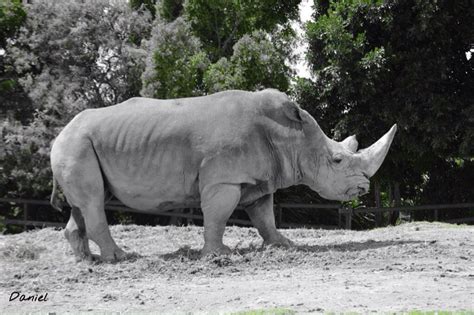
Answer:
[0,222,473,313]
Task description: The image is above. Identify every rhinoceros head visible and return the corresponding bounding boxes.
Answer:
[286,104,397,201]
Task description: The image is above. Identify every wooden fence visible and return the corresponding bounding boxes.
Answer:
[339,203,474,229]
[0,198,473,230]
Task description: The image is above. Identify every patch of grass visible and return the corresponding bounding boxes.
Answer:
[229,308,295,315]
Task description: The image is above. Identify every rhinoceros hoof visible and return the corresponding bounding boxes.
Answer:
[201,244,232,257]
[101,248,130,263]
[264,236,295,249]
[73,253,100,263]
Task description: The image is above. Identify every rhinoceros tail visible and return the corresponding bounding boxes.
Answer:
[50,177,63,212]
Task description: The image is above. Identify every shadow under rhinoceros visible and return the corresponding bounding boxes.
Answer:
[159,239,425,261]
[159,246,202,261]
[293,239,424,253]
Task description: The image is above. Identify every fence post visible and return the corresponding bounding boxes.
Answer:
[339,207,353,230]
[374,181,382,227]
[338,207,342,229]
[23,203,28,231]
[388,183,395,225]
[345,207,352,230]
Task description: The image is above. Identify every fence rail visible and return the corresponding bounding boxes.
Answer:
[0,197,340,230]
[338,203,474,229]
[0,198,473,230]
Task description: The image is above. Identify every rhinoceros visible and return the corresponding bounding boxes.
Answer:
[50,89,396,261]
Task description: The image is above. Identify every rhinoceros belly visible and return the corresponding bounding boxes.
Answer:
[95,140,201,211]
[109,175,201,211]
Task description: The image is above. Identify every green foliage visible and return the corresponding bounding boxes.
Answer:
[0,0,26,48]
[1,0,152,199]
[8,0,151,117]
[141,17,209,98]
[184,0,300,61]
[158,0,184,22]
[141,0,299,98]
[130,0,157,18]
[1,115,54,198]
[0,78,15,91]
[142,0,298,98]
[204,30,292,93]
[0,0,30,122]
[298,0,474,207]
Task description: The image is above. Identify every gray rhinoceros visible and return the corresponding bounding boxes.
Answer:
[50,89,396,261]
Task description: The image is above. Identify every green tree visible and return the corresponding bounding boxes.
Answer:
[130,0,158,19]
[0,0,25,48]
[1,0,152,199]
[297,0,474,207]
[158,0,184,21]
[141,17,209,98]
[0,0,30,122]
[184,0,300,61]
[204,30,293,93]
[9,0,151,118]
[142,0,300,98]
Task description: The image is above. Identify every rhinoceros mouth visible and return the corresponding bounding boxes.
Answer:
[345,184,369,198]
[357,184,369,196]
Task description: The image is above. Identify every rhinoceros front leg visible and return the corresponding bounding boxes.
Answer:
[200,183,241,256]
[245,194,294,248]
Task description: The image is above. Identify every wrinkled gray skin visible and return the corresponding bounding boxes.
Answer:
[50,89,396,262]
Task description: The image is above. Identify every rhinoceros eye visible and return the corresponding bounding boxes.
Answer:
[332,155,343,164]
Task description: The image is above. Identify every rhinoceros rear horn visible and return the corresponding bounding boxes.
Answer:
[359,124,397,177]
[341,135,358,152]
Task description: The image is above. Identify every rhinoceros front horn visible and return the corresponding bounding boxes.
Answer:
[359,124,397,177]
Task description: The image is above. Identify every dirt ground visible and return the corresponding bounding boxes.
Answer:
[0,221,473,313]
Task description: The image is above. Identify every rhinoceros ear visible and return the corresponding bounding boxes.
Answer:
[282,101,304,123]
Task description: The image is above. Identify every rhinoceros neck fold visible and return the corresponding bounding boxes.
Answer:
[270,128,306,190]
[296,129,329,192]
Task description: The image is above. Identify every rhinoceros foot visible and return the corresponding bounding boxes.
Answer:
[201,244,232,257]
[82,250,139,264]
[264,233,295,249]
[99,247,133,263]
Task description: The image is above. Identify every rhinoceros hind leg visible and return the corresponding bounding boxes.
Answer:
[64,207,93,262]
[245,194,294,248]
[57,146,128,263]
[200,184,241,256]
[79,199,128,263]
